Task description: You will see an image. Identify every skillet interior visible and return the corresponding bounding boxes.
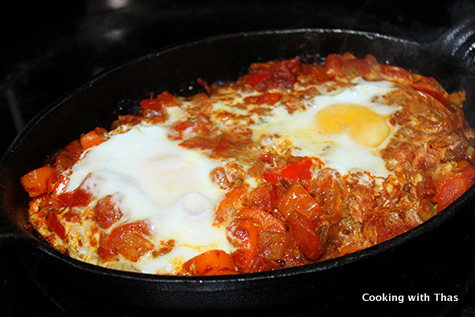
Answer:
[1,28,475,310]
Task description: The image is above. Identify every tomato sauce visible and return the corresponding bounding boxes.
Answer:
[21,53,475,276]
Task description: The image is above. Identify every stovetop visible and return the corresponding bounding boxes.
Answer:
[2,1,475,316]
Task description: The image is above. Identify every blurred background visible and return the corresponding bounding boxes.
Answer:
[1,0,475,316]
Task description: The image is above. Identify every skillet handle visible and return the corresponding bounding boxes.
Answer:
[436,17,475,70]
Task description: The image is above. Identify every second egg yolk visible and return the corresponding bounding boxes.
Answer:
[316,103,390,148]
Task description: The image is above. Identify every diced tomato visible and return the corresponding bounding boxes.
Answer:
[171,121,194,132]
[258,153,274,164]
[417,175,437,199]
[97,233,116,261]
[368,214,413,244]
[287,211,322,260]
[263,158,313,184]
[258,231,289,261]
[183,250,238,276]
[323,54,341,78]
[214,182,248,224]
[80,127,107,150]
[93,194,123,229]
[179,136,219,151]
[243,93,282,106]
[210,166,232,189]
[20,166,54,197]
[243,72,270,88]
[262,172,281,184]
[243,58,301,91]
[381,64,450,107]
[235,206,286,233]
[307,170,346,225]
[410,76,450,108]
[114,232,154,262]
[248,182,278,213]
[324,53,381,80]
[58,187,92,208]
[117,114,143,126]
[209,133,254,159]
[50,174,69,199]
[46,211,66,240]
[381,64,412,83]
[355,54,382,80]
[277,182,320,220]
[54,139,84,174]
[55,173,93,207]
[140,91,181,111]
[63,139,84,162]
[277,158,313,180]
[227,218,260,273]
[340,52,357,61]
[228,207,288,272]
[302,64,330,84]
[213,139,234,154]
[432,161,475,212]
[54,152,74,174]
[98,220,153,262]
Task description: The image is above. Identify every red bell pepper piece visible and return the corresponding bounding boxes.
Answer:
[263,158,313,184]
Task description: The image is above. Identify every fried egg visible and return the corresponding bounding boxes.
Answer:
[252,79,400,177]
[66,124,232,274]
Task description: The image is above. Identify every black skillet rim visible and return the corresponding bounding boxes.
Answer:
[1,27,474,288]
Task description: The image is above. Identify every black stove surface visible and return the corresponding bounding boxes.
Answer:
[2,1,475,316]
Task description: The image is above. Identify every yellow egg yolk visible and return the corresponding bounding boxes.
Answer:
[316,103,390,148]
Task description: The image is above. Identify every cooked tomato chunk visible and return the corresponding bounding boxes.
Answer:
[20,166,54,197]
[263,158,313,184]
[80,127,108,150]
[243,58,301,91]
[46,211,66,240]
[214,182,248,224]
[277,182,320,220]
[258,231,289,261]
[140,91,181,111]
[243,93,282,106]
[227,207,288,273]
[99,221,153,262]
[93,195,123,229]
[227,218,260,273]
[432,161,475,212]
[249,182,278,213]
[287,211,322,260]
[58,187,92,208]
[183,250,238,276]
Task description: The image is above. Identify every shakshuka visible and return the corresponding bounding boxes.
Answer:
[20,53,475,276]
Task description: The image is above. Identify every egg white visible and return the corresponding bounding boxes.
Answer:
[66,123,232,274]
[251,79,400,177]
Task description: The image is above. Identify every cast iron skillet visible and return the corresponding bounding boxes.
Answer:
[1,18,475,310]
